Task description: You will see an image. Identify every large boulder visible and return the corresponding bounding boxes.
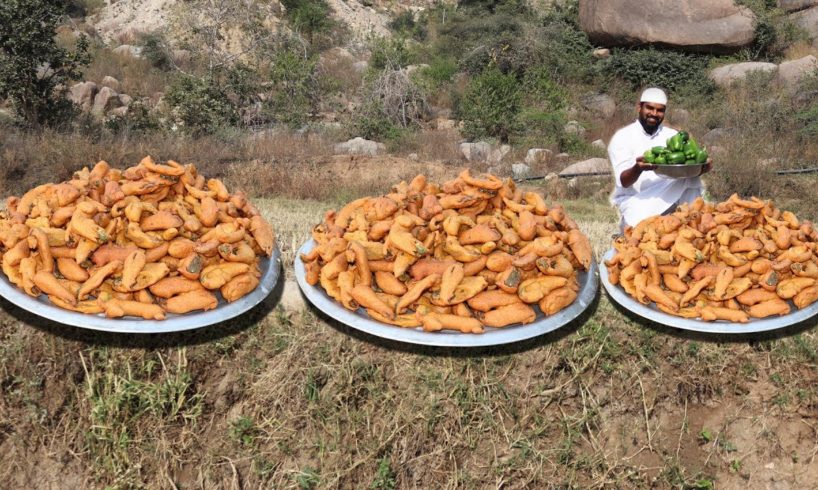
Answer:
[334,137,386,156]
[581,93,616,119]
[101,75,120,92]
[68,81,98,112]
[775,55,818,90]
[579,0,756,54]
[92,86,122,116]
[559,158,611,176]
[708,62,778,87]
[791,7,818,40]
[459,141,492,162]
[780,0,818,13]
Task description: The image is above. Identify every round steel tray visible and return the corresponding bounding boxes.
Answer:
[653,163,704,179]
[295,239,599,347]
[0,245,281,334]
[599,248,818,334]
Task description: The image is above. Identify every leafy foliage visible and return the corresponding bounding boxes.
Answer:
[457,66,521,142]
[599,47,714,95]
[163,74,241,135]
[0,0,90,127]
[369,37,413,71]
[266,49,319,127]
[280,0,334,44]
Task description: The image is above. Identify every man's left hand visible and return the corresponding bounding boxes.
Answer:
[700,158,713,176]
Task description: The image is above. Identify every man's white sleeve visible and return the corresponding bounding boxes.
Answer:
[607,133,632,188]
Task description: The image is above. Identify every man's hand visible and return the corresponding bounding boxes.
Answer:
[699,158,713,176]
[635,155,657,172]
[620,156,656,188]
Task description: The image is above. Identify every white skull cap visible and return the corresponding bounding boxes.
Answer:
[640,87,668,106]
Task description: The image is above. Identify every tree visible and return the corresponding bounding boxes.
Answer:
[0,0,89,127]
[458,66,521,143]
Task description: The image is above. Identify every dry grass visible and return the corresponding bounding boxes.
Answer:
[82,47,170,97]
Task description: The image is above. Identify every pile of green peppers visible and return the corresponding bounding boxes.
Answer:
[643,131,708,165]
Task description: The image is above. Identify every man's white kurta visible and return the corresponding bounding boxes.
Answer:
[608,120,703,227]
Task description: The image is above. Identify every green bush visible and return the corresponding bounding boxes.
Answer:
[369,37,413,71]
[600,47,714,95]
[164,75,238,135]
[266,49,319,127]
[280,0,334,44]
[139,32,171,70]
[416,57,457,90]
[457,66,521,142]
[104,101,160,135]
[736,0,808,60]
[389,11,427,41]
[350,105,404,142]
[0,0,90,128]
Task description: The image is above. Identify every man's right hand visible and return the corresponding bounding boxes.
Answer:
[635,156,657,172]
[620,157,656,188]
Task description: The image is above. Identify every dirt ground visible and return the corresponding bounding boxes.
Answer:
[1,158,817,489]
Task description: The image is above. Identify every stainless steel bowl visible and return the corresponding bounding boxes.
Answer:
[653,163,704,178]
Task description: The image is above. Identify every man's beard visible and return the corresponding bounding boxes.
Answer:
[639,115,661,134]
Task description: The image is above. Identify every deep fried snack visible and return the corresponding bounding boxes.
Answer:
[420,312,484,333]
[164,289,218,314]
[607,195,818,323]
[304,170,591,332]
[0,157,274,318]
[101,298,165,320]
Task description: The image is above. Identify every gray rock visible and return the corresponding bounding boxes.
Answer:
[554,152,570,165]
[118,94,133,106]
[434,118,457,130]
[559,157,611,176]
[775,55,818,90]
[701,128,736,146]
[791,5,818,40]
[524,148,553,166]
[112,44,143,58]
[460,141,492,162]
[579,0,756,54]
[591,139,606,149]
[512,163,532,180]
[581,93,616,119]
[488,144,512,165]
[708,61,777,87]
[668,108,691,126]
[68,81,98,112]
[334,137,386,156]
[592,48,611,59]
[109,106,129,118]
[92,86,121,116]
[564,120,586,137]
[779,0,818,12]
[101,75,120,91]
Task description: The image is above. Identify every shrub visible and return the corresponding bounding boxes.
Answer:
[599,47,714,95]
[457,66,521,142]
[163,75,238,135]
[736,0,808,60]
[0,0,90,128]
[266,49,319,128]
[280,0,334,44]
[138,32,171,70]
[104,100,160,135]
[369,37,413,71]
[389,11,427,41]
[351,67,428,140]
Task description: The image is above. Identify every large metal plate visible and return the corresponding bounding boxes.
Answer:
[295,239,599,347]
[599,248,818,334]
[0,246,281,334]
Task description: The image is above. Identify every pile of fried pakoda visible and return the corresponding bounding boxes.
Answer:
[0,157,275,320]
[605,194,818,322]
[301,170,593,333]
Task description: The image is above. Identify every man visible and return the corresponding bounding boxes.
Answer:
[607,87,712,229]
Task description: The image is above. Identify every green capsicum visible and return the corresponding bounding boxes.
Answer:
[695,149,708,164]
[654,155,667,165]
[652,146,666,156]
[678,131,689,142]
[643,150,656,164]
[667,134,684,152]
[667,151,686,164]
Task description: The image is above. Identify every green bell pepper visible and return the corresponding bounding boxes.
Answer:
[651,146,666,156]
[678,131,689,143]
[654,155,667,165]
[695,149,708,164]
[685,159,697,165]
[667,151,686,164]
[682,139,699,155]
[643,150,656,164]
[667,134,684,152]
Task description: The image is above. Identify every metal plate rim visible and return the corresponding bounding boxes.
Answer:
[295,239,599,347]
[0,246,281,334]
[599,248,818,334]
